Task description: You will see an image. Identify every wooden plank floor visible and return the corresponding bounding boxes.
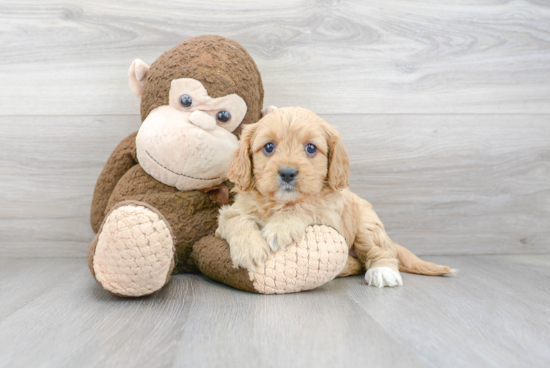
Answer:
[0,255,548,368]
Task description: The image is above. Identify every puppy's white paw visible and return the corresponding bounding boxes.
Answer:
[365,267,403,288]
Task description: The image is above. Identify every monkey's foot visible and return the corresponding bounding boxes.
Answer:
[89,201,175,297]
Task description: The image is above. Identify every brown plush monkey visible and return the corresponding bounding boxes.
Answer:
[88,35,271,296]
[88,35,349,296]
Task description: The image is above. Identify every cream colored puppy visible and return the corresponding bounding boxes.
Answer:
[216,107,453,287]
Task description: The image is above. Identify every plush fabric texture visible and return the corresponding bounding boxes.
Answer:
[90,201,176,297]
[249,225,348,294]
[94,145,236,274]
[90,132,138,233]
[168,78,248,133]
[192,235,259,293]
[135,105,240,191]
[128,59,150,97]
[192,225,348,294]
[90,36,255,280]
[140,35,264,137]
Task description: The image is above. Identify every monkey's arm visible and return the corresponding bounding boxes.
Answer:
[90,132,138,232]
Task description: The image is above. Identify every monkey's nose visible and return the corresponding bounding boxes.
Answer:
[279,168,298,184]
[189,110,216,131]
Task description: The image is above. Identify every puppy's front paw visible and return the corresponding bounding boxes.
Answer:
[263,231,292,252]
[365,267,403,288]
[261,223,305,251]
[230,232,271,271]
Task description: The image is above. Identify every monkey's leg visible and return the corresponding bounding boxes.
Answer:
[89,190,220,296]
[88,201,176,297]
[103,166,222,275]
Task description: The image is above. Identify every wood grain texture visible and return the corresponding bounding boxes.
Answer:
[0,255,548,368]
[1,0,549,256]
[0,0,549,115]
[328,114,550,255]
[0,116,141,257]
[346,254,550,368]
[1,114,549,257]
[0,258,82,320]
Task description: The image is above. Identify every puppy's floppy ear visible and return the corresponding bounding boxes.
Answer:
[324,124,350,191]
[226,123,258,190]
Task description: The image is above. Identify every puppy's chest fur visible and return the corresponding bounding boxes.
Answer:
[242,188,359,247]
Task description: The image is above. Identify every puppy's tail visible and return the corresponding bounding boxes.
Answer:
[395,244,455,276]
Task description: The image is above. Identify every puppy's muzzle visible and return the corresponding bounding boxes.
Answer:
[279,167,298,184]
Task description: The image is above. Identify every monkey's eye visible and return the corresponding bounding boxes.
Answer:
[180,94,193,108]
[305,143,317,156]
[217,111,231,123]
[263,142,276,156]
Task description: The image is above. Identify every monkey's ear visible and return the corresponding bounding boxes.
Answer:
[128,59,150,98]
[325,124,350,191]
[226,123,258,190]
[261,106,278,118]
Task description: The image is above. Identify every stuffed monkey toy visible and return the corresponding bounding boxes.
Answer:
[88,35,351,296]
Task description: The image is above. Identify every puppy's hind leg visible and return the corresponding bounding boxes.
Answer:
[337,255,363,277]
[348,197,403,287]
[354,222,403,287]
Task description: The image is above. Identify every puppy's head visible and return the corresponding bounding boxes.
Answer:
[226,107,349,202]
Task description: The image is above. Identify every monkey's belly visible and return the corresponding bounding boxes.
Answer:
[106,164,222,273]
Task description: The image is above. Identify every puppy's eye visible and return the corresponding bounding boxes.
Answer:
[305,143,317,156]
[180,94,193,108]
[217,110,231,123]
[263,142,276,155]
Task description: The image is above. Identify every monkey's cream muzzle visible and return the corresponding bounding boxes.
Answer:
[188,110,217,131]
[136,105,239,191]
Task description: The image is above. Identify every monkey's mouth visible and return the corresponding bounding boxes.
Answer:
[146,150,221,181]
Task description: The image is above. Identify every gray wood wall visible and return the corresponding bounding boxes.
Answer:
[1,0,549,257]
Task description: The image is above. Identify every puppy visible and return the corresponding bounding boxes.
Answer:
[216,107,453,287]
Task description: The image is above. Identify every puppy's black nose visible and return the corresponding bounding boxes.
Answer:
[279,168,298,183]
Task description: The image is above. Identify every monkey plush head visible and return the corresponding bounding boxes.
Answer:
[128,35,264,191]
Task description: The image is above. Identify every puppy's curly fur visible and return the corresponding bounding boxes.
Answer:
[216,107,453,287]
